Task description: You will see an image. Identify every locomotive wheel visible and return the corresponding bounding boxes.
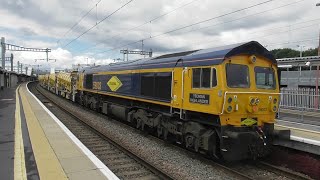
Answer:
[136,118,142,129]
[141,121,145,131]
[185,134,195,149]
[157,124,163,138]
[163,128,168,140]
[185,134,199,152]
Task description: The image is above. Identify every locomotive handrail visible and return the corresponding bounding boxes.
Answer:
[221,91,281,114]
[170,71,174,114]
[180,68,187,119]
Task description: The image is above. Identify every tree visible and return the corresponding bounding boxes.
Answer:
[303,48,318,56]
[270,48,318,59]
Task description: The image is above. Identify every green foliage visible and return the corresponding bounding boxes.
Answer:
[303,48,318,57]
[270,48,318,59]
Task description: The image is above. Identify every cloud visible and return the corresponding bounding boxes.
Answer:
[1,0,319,71]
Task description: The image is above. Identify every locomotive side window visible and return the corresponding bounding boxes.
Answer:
[192,68,201,88]
[192,68,215,88]
[211,68,217,87]
[226,64,249,88]
[255,67,275,89]
[201,68,211,88]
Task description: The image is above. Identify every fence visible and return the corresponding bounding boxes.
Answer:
[280,87,320,111]
[279,87,320,124]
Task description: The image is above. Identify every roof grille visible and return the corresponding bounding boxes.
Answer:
[152,49,200,60]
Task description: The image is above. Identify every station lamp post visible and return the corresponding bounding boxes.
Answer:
[296,45,305,57]
[317,3,320,56]
[315,2,320,109]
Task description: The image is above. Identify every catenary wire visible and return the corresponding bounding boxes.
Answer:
[95,17,318,59]
[62,0,134,48]
[194,21,319,48]
[94,0,293,55]
[57,0,102,45]
[76,0,201,54]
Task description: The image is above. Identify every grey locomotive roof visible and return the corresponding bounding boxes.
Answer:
[82,41,275,74]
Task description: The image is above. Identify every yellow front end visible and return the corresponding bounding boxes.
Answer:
[180,54,279,127]
[219,54,279,127]
[218,54,279,160]
[180,54,279,160]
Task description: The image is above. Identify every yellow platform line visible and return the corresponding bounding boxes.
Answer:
[19,86,68,180]
[14,85,27,180]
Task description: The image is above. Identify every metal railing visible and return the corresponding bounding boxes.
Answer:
[280,88,320,110]
[278,88,320,124]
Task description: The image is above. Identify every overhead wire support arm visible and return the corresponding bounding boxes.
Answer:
[0,57,12,61]
[120,49,152,61]
[1,37,53,69]
[120,49,152,56]
[2,42,51,52]
[35,58,56,62]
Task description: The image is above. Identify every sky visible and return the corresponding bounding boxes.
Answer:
[0,0,320,71]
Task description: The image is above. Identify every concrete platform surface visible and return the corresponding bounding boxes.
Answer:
[278,109,320,126]
[0,86,16,180]
[275,119,320,155]
[13,82,119,180]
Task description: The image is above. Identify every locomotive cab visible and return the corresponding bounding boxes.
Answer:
[217,54,281,160]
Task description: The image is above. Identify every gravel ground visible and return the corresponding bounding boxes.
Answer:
[34,83,293,180]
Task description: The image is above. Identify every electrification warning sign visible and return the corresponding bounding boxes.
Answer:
[107,76,123,91]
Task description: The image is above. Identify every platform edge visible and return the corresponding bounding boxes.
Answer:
[26,82,119,180]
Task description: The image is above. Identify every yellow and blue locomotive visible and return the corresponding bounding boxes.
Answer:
[40,41,288,161]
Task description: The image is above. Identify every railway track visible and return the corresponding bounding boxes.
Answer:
[146,134,312,180]
[30,82,312,180]
[256,161,312,180]
[30,83,172,180]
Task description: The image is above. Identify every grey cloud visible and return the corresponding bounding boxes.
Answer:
[1,0,319,68]
[19,27,37,36]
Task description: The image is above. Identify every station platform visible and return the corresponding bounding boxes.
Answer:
[274,116,320,155]
[0,82,118,180]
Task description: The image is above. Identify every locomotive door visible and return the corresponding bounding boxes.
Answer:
[176,67,194,118]
[171,68,184,113]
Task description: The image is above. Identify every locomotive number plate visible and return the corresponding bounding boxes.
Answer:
[189,93,210,105]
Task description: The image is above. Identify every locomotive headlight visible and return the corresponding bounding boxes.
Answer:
[272,106,277,112]
[250,98,255,105]
[227,106,233,112]
[249,55,257,64]
[255,98,260,104]
[273,98,277,104]
[227,97,233,103]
